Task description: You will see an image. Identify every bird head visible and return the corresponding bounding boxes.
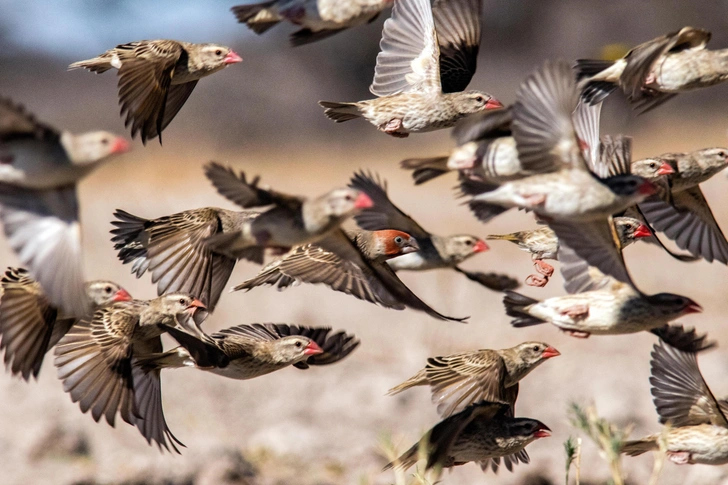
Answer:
[647,293,702,317]
[322,187,373,218]
[157,293,208,320]
[693,147,728,169]
[613,216,652,246]
[508,418,552,442]
[507,342,560,381]
[85,281,132,307]
[275,336,323,364]
[197,44,242,72]
[631,158,675,179]
[443,234,488,263]
[455,91,504,115]
[62,131,129,166]
[373,230,419,258]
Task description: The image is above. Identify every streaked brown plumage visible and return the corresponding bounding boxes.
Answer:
[53,293,207,453]
[385,401,551,474]
[320,0,501,137]
[622,342,728,465]
[0,267,132,381]
[69,40,242,144]
[388,342,559,417]
[137,323,359,380]
[234,229,467,321]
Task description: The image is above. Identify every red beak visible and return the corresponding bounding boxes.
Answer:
[473,240,489,253]
[111,137,130,154]
[186,298,207,315]
[657,161,675,176]
[303,341,323,356]
[354,192,374,209]
[112,288,133,302]
[224,51,243,64]
[684,301,703,314]
[485,98,504,110]
[533,429,552,439]
[633,224,652,239]
[638,180,656,196]
[541,346,560,359]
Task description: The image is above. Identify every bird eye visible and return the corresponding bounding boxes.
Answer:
[215,49,222,56]
[179,298,186,305]
[104,286,113,294]
[533,345,539,352]
[394,236,403,244]
[465,240,472,246]
[295,341,302,348]
[649,162,656,169]
[101,138,109,145]
[475,96,484,103]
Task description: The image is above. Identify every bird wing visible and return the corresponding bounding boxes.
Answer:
[638,187,728,264]
[571,101,602,173]
[0,267,58,380]
[0,97,59,143]
[649,340,728,428]
[512,60,583,174]
[0,184,88,316]
[53,302,144,428]
[452,106,513,145]
[115,40,183,144]
[549,218,636,290]
[598,134,633,178]
[348,170,429,238]
[557,242,617,294]
[204,162,302,209]
[144,80,198,141]
[432,0,482,93]
[424,350,511,417]
[370,0,441,96]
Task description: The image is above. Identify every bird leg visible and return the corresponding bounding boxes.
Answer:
[381,119,408,138]
[533,260,554,277]
[560,305,589,319]
[525,274,549,287]
[644,72,657,86]
[522,194,547,207]
[562,329,591,339]
[667,451,692,465]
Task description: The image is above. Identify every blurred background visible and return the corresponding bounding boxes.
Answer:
[1,1,728,484]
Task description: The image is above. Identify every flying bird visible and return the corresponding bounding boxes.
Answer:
[623,341,728,465]
[576,27,728,112]
[232,0,393,46]
[0,267,132,381]
[0,97,129,316]
[69,40,242,144]
[384,401,551,474]
[320,0,502,137]
[137,323,359,380]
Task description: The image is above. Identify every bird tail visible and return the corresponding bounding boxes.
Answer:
[67,56,114,74]
[232,260,296,292]
[386,369,428,396]
[621,436,658,456]
[135,348,193,373]
[319,101,362,122]
[110,209,150,276]
[231,1,280,34]
[651,324,716,354]
[400,157,450,185]
[485,232,521,243]
[574,59,618,104]
[383,442,420,472]
[503,291,545,327]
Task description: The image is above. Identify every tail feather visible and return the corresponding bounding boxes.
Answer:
[110,209,149,275]
[651,325,716,353]
[319,101,362,122]
[400,157,449,185]
[67,57,114,74]
[231,1,279,33]
[574,59,616,80]
[485,233,521,243]
[622,436,658,456]
[383,443,419,471]
[503,291,545,327]
[574,59,619,104]
[387,369,428,395]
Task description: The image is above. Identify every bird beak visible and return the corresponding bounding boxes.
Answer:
[402,238,420,254]
[304,341,324,356]
[657,161,675,176]
[633,224,652,239]
[112,288,133,302]
[541,346,560,359]
[485,98,504,110]
[224,51,243,64]
[685,301,703,314]
[533,428,552,439]
[473,240,489,253]
[111,137,130,154]
[639,180,657,196]
[186,298,207,315]
[354,192,374,209]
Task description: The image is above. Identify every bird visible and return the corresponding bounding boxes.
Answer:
[622,341,728,465]
[231,0,393,47]
[69,40,243,144]
[348,171,519,292]
[388,342,560,417]
[632,148,728,264]
[110,162,372,311]
[53,293,208,453]
[0,97,129,316]
[576,27,728,112]
[0,267,132,381]
[461,61,655,287]
[384,401,551,474]
[136,323,359,380]
[320,0,502,137]
[486,216,652,287]
[234,229,467,321]
[503,243,711,353]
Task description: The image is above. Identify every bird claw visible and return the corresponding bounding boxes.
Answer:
[560,305,589,318]
[533,260,554,277]
[382,119,408,137]
[525,274,549,287]
[562,329,591,339]
[644,73,657,86]
[667,451,692,465]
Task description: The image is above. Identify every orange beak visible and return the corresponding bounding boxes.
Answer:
[633,224,652,239]
[354,192,374,209]
[473,240,489,253]
[111,137,130,154]
[541,346,560,359]
[534,428,552,439]
[224,51,243,64]
[304,341,323,356]
[485,98,504,110]
[657,161,675,176]
[112,288,133,302]
[186,298,207,315]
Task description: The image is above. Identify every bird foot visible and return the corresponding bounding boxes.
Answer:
[381,119,408,138]
[667,451,692,465]
[562,329,591,339]
[560,305,589,318]
[533,260,554,277]
[644,73,657,86]
[526,274,549,287]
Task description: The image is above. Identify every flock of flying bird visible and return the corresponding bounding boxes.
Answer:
[2,0,728,478]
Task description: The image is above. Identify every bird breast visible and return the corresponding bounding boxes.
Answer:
[667,425,728,465]
[655,49,728,92]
